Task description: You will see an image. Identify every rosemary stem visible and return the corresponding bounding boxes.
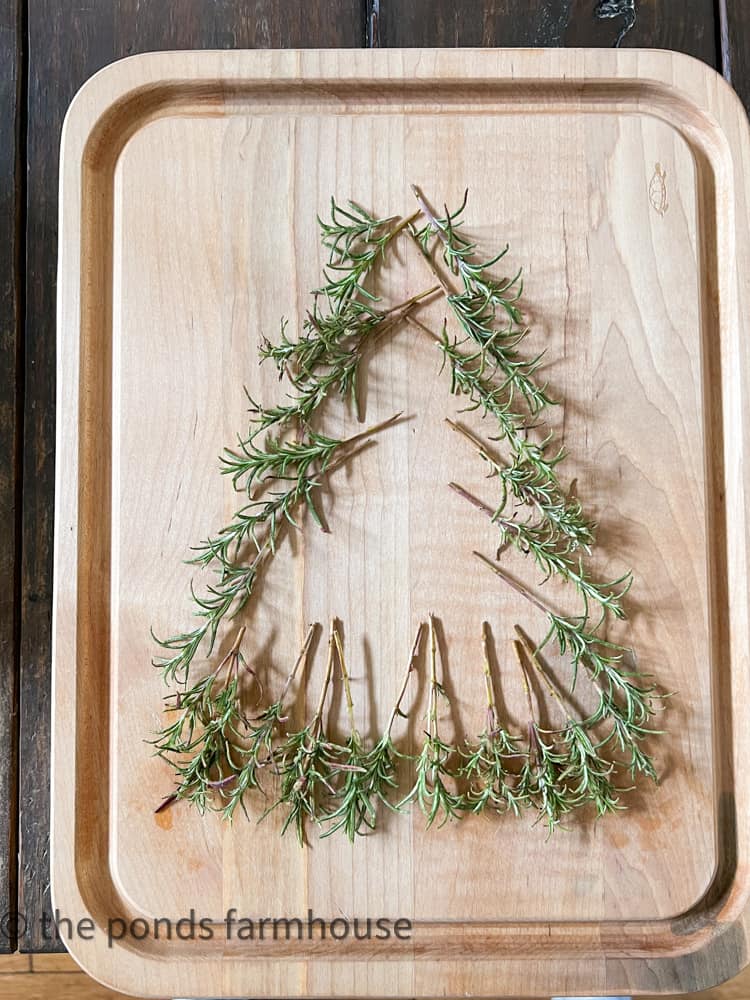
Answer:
[446,418,504,475]
[337,411,404,452]
[387,208,423,241]
[352,297,436,379]
[279,623,317,709]
[217,626,247,692]
[333,627,358,736]
[450,482,530,545]
[448,481,495,519]
[381,285,441,319]
[311,622,336,738]
[481,622,498,731]
[514,625,569,719]
[405,227,457,300]
[385,622,424,736]
[231,626,247,655]
[512,639,537,724]
[248,437,378,571]
[405,314,442,346]
[473,551,552,618]
[427,614,439,742]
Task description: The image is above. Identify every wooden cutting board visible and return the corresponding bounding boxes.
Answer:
[52,48,750,998]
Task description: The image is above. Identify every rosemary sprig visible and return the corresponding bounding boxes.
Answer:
[450,481,630,619]
[260,284,435,384]
[446,418,594,553]
[195,414,403,570]
[254,290,435,435]
[316,200,421,307]
[269,621,343,845]
[321,628,371,841]
[153,627,255,814]
[323,623,425,839]
[475,554,661,781]
[399,616,463,827]
[256,198,436,430]
[409,186,552,415]
[514,626,628,819]
[512,638,577,834]
[221,624,317,821]
[461,623,528,816]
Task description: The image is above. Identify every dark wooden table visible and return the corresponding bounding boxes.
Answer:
[1,0,748,956]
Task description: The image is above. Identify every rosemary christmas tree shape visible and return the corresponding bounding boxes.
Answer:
[151,187,665,839]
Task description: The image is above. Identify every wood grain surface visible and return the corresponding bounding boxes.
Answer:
[20,0,361,953]
[0,0,22,957]
[52,47,750,998]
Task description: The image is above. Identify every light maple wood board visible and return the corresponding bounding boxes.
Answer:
[51,48,750,999]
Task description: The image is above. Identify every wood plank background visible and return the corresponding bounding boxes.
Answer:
[3,1,749,996]
[0,0,22,959]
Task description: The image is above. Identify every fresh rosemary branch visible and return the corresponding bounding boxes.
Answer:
[514,626,628,819]
[153,626,257,814]
[316,200,422,307]
[409,186,552,415]
[475,553,661,782]
[399,615,463,827]
[450,481,630,619]
[461,623,527,816]
[254,198,436,435]
[321,629,371,841]
[193,413,403,571]
[268,621,343,845]
[220,623,317,821]
[253,291,435,436]
[258,287,436,400]
[512,638,576,834]
[446,418,594,553]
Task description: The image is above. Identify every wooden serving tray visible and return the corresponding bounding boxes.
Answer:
[52,49,750,998]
